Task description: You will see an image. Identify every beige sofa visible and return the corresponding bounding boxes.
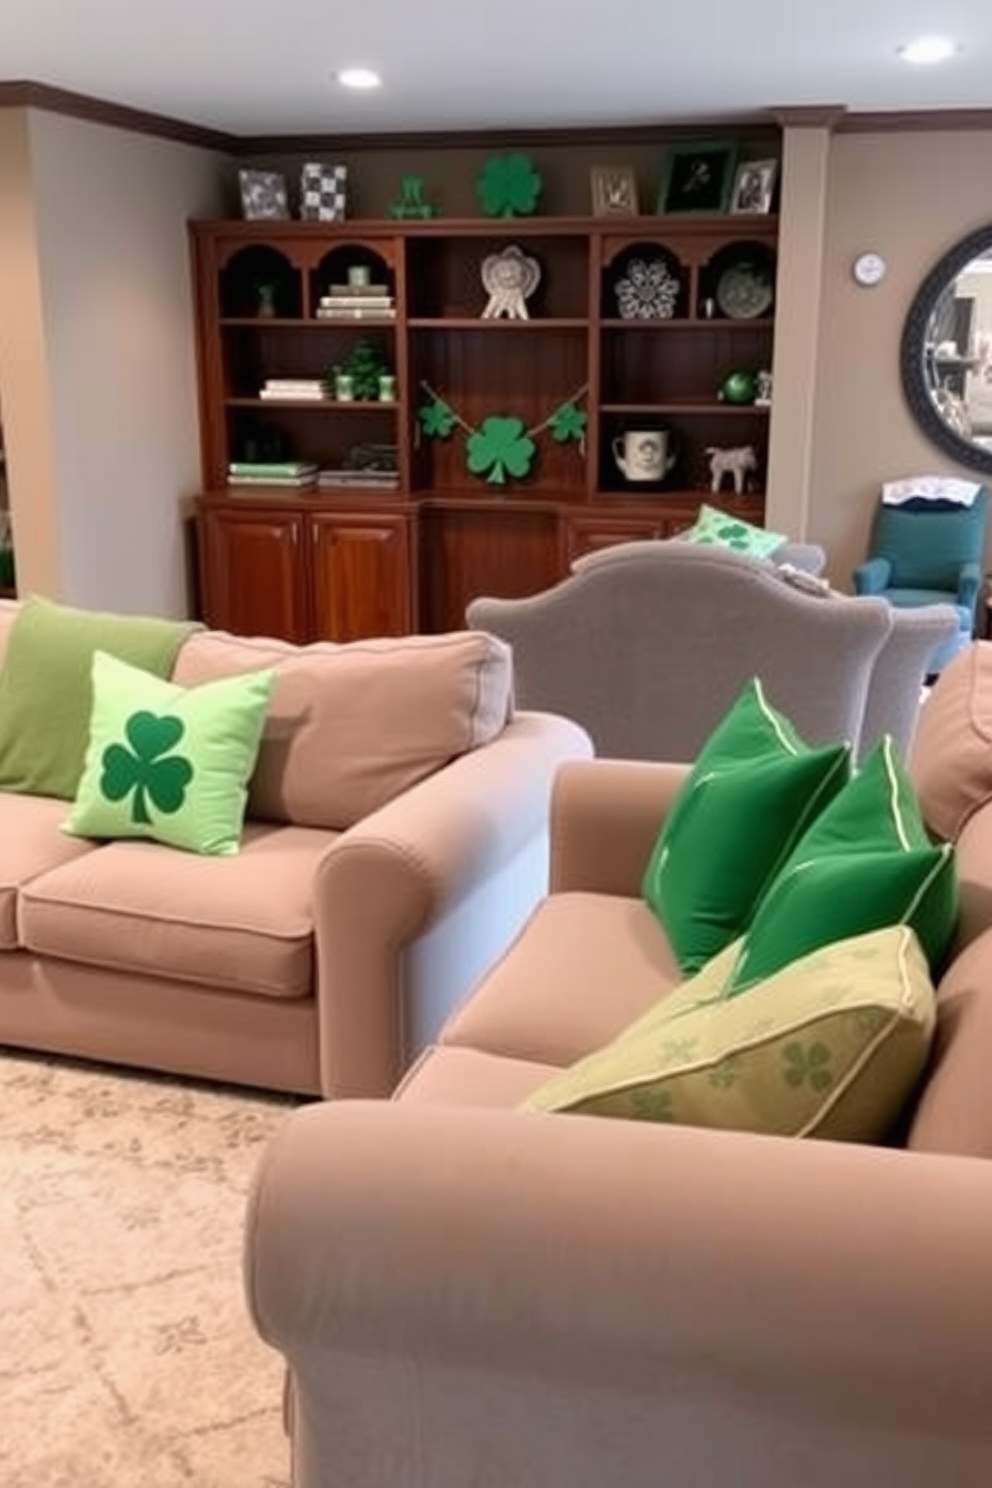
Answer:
[246,644,992,1487]
[0,600,591,1097]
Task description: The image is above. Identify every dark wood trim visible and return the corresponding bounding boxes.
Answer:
[190,213,780,240]
[0,80,236,152]
[231,118,782,156]
[839,107,992,133]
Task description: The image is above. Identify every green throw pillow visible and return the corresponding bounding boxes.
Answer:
[641,679,851,974]
[63,650,274,855]
[523,926,935,1143]
[681,503,786,559]
[727,737,958,994]
[0,594,199,800]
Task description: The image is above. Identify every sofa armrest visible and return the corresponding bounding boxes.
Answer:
[958,559,981,612]
[550,758,690,896]
[312,711,592,1097]
[247,1101,992,1484]
[853,556,892,595]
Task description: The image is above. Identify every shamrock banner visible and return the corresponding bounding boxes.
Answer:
[417,382,588,486]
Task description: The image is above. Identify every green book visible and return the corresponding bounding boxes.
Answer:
[228,460,315,476]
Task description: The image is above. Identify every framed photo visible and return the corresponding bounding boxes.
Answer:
[657,142,737,215]
[590,166,639,217]
[729,159,779,216]
[238,169,289,221]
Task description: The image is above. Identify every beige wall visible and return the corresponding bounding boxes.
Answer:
[0,108,225,615]
[806,130,992,587]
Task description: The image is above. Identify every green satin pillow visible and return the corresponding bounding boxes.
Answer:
[641,679,851,974]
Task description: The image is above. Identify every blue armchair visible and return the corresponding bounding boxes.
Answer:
[853,488,990,673]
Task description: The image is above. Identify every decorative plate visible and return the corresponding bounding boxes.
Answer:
[715,262,774,319]
[615,259,680,320]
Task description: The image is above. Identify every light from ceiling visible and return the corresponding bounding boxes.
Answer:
[898,36,959,65]
[337,67,382,90]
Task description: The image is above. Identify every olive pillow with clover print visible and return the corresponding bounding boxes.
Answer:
[725,736,958,996]
[63,650,274,855]
[641,678,851,975]
[681,502,787,560]
[522,925,935,1142]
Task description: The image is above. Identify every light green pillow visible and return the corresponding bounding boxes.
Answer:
[727,737,958,994]
[681,503,786,559]
[641,678,850,974]
[63,650,274,856]
[523,926,935,1143]
[0,594,199,800]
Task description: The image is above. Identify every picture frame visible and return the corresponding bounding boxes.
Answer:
[590,165,639,217]
[657,141,737,215]
[238,168,290,221]
[729,158,779,216]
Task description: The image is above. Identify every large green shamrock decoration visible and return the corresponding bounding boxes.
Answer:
[100,711,194,825]
[418,396,457,438]
[477,153,543,217]
[548,400,587,444]
[466,416,536,484]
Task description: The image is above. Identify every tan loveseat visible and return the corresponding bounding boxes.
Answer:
[246,646,992,1487]
[0,599,591,1096]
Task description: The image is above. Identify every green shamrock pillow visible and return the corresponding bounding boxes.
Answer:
[641,678,851,974]
[522,925,935,1145]
[726,737,958,994]
[63,650,275,855]
[681,503,786,559]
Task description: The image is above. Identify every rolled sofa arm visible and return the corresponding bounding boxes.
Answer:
[247,1101,992,1462]
[550,758,690,896]
[853,556,892,595]
[312,711,592,1097]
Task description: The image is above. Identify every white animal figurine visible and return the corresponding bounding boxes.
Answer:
[706,444,758,496]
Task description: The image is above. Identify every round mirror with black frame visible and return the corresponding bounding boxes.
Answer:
[901,223,992,476]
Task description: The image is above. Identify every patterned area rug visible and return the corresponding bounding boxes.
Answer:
[0,1047,304,1488]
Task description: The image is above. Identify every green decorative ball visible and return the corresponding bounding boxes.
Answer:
[718,370,758,405]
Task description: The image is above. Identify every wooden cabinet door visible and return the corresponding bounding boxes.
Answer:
[309,512,412,641]
[419,507,562,633]
[198,506,309,643]
[564,514,670,565]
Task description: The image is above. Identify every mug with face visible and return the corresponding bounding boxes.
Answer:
[612,429,676,482]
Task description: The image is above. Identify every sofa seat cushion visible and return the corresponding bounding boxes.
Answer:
[394,1045,561,1108]
[0,792,103,950]
[18,821,338,998]
[440,892,683,1067]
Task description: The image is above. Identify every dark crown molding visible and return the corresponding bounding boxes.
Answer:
[0,80,236,152]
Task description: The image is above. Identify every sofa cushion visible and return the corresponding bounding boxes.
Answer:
[0,595,197,801]
[523,926,936,1143]
[728,738,958,994]
[18,821,337,998]
[910,641,992,840]
[0,792,102,949]
[394,1045,561,1108]
[172,629,513,831]
[440,892,683,1067]
[63,650,274,856]
[641,678,850,974]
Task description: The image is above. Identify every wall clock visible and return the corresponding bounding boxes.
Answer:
[853,252,887,287]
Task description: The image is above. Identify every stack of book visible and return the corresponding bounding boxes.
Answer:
[228,461,319,488]
[258,378,326,401]
[317,467,400,491]
[316,282,396,321]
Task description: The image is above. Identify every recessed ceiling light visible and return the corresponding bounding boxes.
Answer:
[898,36,958,65]
[337,67,382,90]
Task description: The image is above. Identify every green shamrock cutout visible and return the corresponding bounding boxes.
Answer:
[100,711,194,825]
[466,416,536,484]
[418,396,457,438]
[548,400,587,444]
[782,1040,833,1092]
[477,152,543,217]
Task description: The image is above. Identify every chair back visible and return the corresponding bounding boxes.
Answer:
[871,491,989,590]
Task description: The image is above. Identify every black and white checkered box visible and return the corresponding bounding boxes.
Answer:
[300,163,348,221]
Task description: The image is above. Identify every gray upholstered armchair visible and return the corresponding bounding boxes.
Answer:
[466,542,957,762]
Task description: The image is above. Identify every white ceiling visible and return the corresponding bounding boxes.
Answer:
[2,0,992,137]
